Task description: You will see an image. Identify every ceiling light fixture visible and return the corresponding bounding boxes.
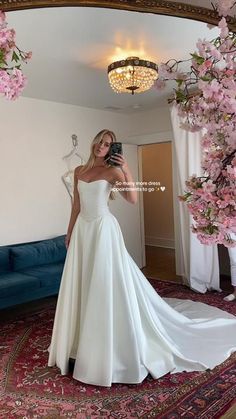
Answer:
[107,56,158,95]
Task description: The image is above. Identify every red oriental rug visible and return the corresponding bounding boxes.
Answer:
[0,280,236,419]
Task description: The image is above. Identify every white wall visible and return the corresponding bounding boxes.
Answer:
[126,105,173,144]
[142,143,175,249]
[0,96,130,245]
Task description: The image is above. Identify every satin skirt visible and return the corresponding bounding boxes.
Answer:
[48,212,236,387]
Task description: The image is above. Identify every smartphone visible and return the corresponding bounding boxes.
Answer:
[106,142,123,166]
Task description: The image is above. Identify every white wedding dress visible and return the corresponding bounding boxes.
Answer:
[48,179,236,387]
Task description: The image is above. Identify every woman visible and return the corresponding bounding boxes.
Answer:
[64,129,137,250]
[48,129,236,387]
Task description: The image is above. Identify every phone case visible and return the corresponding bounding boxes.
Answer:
[106,142,123,166]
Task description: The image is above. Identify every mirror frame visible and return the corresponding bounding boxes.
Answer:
[0,0,235,30]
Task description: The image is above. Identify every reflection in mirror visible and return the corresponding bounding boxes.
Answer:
[1,7,235,399]
[0,3,232,252]
[6,7,221,113]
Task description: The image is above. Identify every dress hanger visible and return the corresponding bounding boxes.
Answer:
[62,134,85,162]
[62,134,85,200]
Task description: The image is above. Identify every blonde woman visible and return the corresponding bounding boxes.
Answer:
[48,129,236,387]
[65,129,136,249]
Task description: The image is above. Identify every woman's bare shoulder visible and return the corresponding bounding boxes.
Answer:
[108,166,125,183]
[74,165,84,177]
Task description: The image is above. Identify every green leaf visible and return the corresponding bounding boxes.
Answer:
[206,224,218,235]
[206,208,212,217]
[0,50,5,62]
[176,79,184,87]
[11,50,19,63]
[175,89,187,103]
[200,75,212,82]
[185,192,193,202]
[0,50,7,67]
[190,53,205,65]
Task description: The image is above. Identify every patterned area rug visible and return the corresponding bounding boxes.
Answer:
[0,280,236,419]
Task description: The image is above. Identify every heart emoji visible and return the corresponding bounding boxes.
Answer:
[160,186,166,192]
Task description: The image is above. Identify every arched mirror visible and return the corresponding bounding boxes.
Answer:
[0,0,234,282]
[1,6,236,415]
[1,0,235,110]
[1,1,233,118]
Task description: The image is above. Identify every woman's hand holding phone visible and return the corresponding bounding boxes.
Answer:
[105,142,129,175]
[106,142,123,166]
[109,153,124,167]
[108,147,137,203]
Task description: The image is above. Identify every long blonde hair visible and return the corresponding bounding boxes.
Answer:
[80,129,117,199]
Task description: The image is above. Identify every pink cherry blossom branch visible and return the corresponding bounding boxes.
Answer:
[0,10,32,100]
[156,2,236,246]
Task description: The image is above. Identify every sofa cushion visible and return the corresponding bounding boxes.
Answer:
[20,263,64,287]
[0,247,10,274]
[11,236,66,271]
[0,272,40,298]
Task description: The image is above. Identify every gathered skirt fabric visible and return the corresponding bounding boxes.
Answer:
[48,180,236,387]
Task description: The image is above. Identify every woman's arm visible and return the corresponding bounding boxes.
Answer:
[65,167,81,248]
[110,154,138,204]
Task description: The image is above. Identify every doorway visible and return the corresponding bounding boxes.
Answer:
[139,142,181,282]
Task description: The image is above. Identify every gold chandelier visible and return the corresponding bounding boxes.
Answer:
[107,56,158,95]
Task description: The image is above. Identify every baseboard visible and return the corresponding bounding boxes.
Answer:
[145,236,175,249]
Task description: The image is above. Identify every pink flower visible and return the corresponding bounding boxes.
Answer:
[209,45,222,60]
[0,10,31,100]
[196,40,210,58]
[23,51,32,61]
[202,180,216,193]
[0,10,5,26]
[158,63,179,80]
[154,79,166,90]
[0,28,15,49]
[216,0,235,17]
[216,199,230,209]
[0,68,27,100]
[218,17,229,38]
[198,60,212,77]
[156,2,236,246]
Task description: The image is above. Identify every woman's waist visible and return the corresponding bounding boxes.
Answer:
[79,206,111,221]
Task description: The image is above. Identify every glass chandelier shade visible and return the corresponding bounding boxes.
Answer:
[107,56,158,95]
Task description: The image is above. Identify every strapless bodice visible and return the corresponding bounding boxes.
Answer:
[78,179,113,221]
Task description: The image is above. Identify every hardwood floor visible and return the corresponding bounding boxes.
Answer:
[141,245,232,293]
[141,246,182,282]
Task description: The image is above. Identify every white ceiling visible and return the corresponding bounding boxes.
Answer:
[7,5,222,113]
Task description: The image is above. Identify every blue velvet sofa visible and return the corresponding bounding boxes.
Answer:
[0,235,66,309]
